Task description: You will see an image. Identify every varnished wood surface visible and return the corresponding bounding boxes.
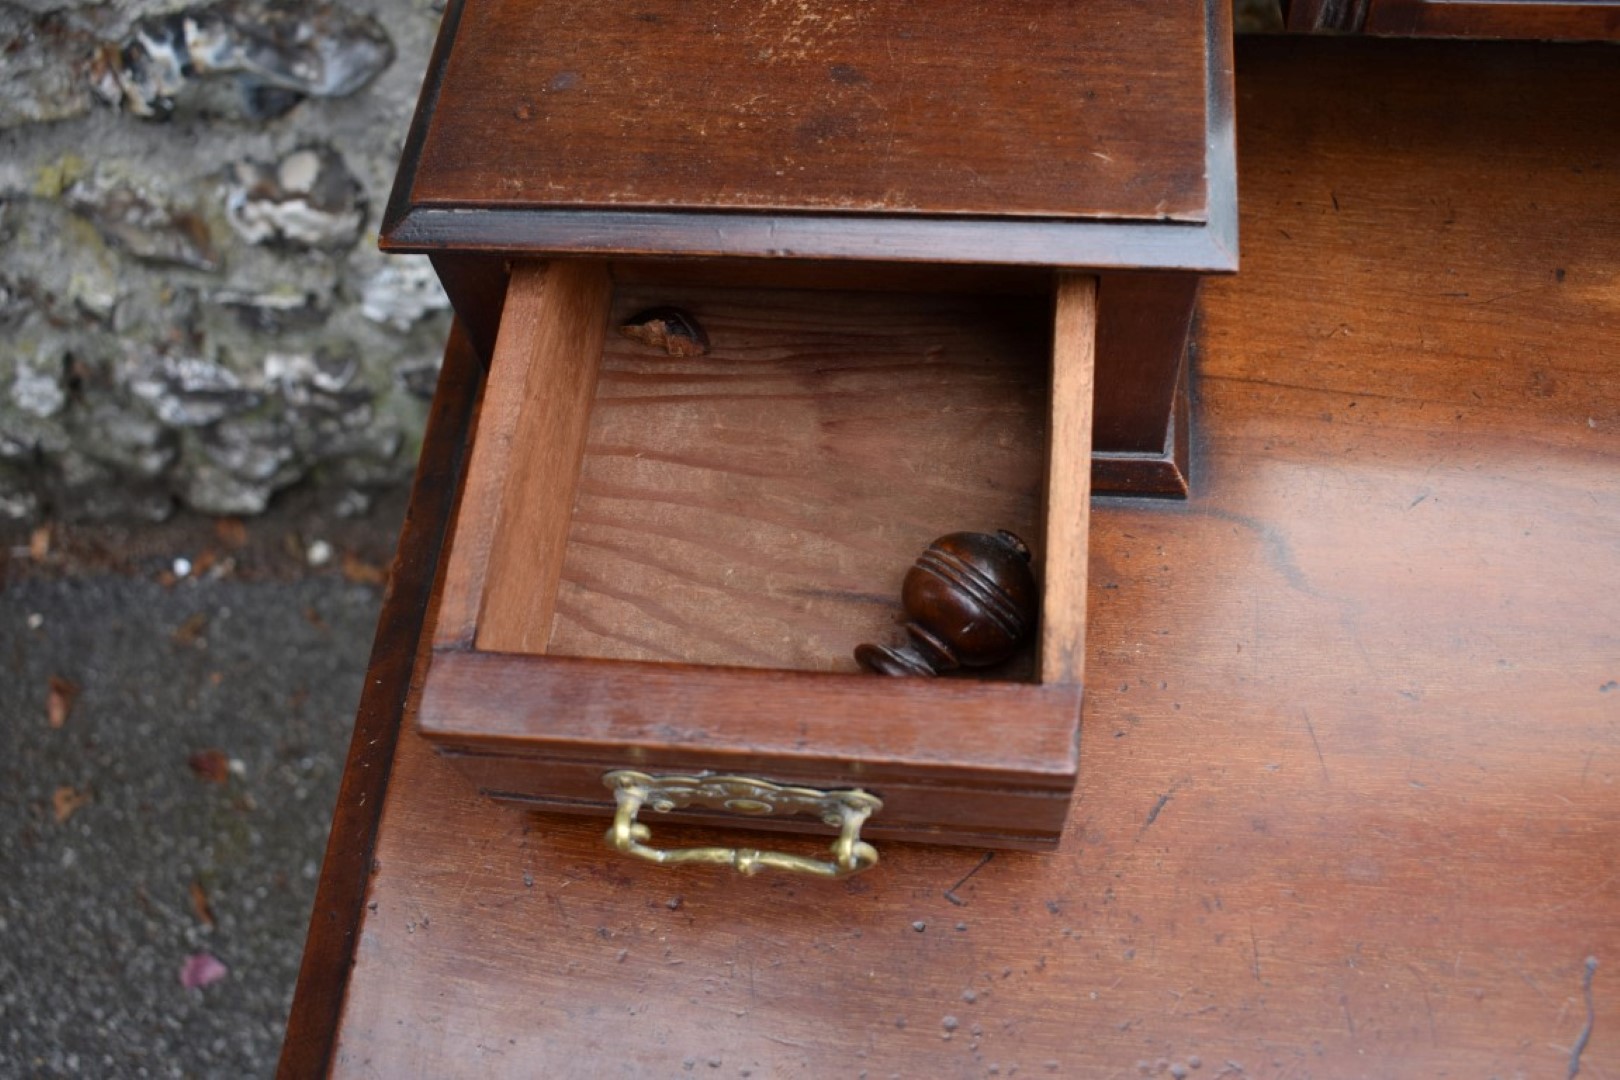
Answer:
[472,261,612,655]
[1092,274,1199,458]
[276,323,481,1077]
[434,261,610,652]
[382,2,1237,275]
[1365,0,1620,39]
[1040,275,1096,687]
[550,285,1051,673]
[411,0,1208,222]
[305,37,1620,1078]
[417,277,1090,844]
[421,652,1080,848]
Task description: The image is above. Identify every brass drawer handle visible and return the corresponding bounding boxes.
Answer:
[603,770,882,878]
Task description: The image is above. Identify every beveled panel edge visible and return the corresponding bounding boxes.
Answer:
[381,206,1237,274]
[380,0,468,247]
[1203,0,1240,272]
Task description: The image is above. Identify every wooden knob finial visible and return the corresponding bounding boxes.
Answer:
[855,530,1038,677]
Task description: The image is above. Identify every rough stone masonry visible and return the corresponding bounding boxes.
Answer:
[0,0,451,521]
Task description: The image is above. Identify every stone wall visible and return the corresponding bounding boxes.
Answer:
[0,0,450,521]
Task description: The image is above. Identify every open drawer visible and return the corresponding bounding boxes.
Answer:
[417,259,1095,857]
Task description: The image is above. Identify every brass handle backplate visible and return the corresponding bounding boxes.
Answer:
[602,770,882,878]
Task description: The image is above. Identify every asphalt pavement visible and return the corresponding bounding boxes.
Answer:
[1,497,404,1078]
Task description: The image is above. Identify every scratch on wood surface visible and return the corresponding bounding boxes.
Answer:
[1249,924,1262,983]
[1144,792,1173,828]
[764,1032,810,1050]
[1568,956,1598,1079]
[1495,951,1554,1007]
[944,852,993,907]
[1301,708,1329,782]
[1140,778,1187,837]
[1468,284,1555,308]
[1547,871,1620,914]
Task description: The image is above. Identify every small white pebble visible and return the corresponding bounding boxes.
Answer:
[173,557,192,577]
[306,540,334,567]
[277,149,322,193]
[26,613,44,630]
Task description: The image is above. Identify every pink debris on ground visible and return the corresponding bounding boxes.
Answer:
[179,952,229,989]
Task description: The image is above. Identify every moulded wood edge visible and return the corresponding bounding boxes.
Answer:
[381,207,1240,274]
[1092,362,1193,499]
[380,0,469,239]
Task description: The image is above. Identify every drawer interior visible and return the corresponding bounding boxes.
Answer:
[539,283,1048,677]
[418,259,1095,848]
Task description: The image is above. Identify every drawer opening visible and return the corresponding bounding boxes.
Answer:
[417,258,1094,848]
[554,278,1045,678]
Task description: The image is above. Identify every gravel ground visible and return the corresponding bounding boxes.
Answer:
[0,500,402,1078]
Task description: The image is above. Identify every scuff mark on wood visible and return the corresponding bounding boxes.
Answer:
[1568,955,1598,1079]
[1302,707,1329,782]
[1141,780,1186,836]
[1145,792,1173,828]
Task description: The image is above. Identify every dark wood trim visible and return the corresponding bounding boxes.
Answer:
[380,0,467,239]
[276,322,480,1079]
[1093,275,1200,452]
[1284,0,1371,31]
[427,254,508,362]
[1203,0,1240,266]
[383,206,1237,274]
[1366,0,1620,40]
[1090,357,1192,499]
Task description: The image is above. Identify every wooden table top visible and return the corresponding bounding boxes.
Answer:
[285,36,1620,1079]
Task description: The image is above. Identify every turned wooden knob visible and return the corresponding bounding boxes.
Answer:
[855,531,1038,677]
